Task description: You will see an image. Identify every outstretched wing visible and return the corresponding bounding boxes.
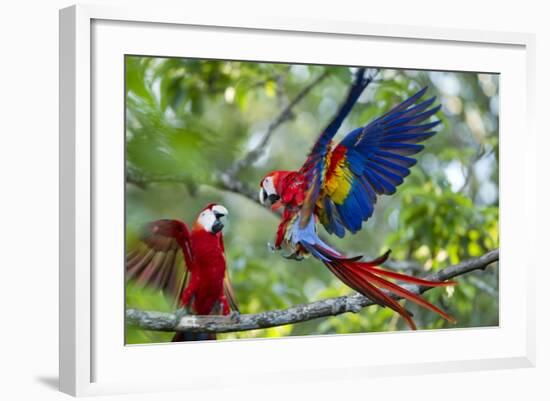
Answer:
[126,219,193,303]
[302,87,441,237]
[299,68,370,223]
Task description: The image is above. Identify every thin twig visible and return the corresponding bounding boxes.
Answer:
[225,70,330,177]
[126,168,265,208]
[126,68,377,209]
[126,249,499,333]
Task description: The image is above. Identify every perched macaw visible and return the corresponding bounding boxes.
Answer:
[259,70,455,329]
[126,203,238,341]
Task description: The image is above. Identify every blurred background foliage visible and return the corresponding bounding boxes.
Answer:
[125,56,499,344]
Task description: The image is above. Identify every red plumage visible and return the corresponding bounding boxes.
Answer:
[257,83,457,330]
[260,171,456,330]
[126,204,237,341]
[261,171,308,248]
[182,224,230,315]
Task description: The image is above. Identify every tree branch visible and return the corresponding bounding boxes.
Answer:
[125,70,329,197]
[126,68,378,211]
[225,70,330,178]
[126,249,499,333]
[215,172,265,206]
[126,168,267,211]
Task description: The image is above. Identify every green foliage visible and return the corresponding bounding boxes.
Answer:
[125,56,499,342]
[125,281,174,344]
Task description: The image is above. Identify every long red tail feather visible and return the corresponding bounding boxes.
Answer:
[326,261,417,329]
[359,263,457,287]
[319,248,456,329]
[359,267,456,323]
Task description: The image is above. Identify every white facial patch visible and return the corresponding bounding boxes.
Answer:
[197,209,216,232]
[197,204,228,232]
[263,176,277,196]
[212,204,228,217]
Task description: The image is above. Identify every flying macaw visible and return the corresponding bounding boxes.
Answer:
[126,203,238,341]
[259,69,455,329]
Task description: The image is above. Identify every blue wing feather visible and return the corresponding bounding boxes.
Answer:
[319,87,441,236]
[299,69,374,229]
[323,197,346,238]
[366,161,404,187]
[374,151,417,168]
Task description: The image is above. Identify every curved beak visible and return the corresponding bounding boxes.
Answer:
[211,207,227,234]
[267,194,280,205]
[211,219,224,234]
[259,188,281,207]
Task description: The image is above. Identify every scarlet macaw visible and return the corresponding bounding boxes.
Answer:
[259,69,455,329]
[126,203,238,341]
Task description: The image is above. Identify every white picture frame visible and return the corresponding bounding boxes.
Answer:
[59,3,536,396]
